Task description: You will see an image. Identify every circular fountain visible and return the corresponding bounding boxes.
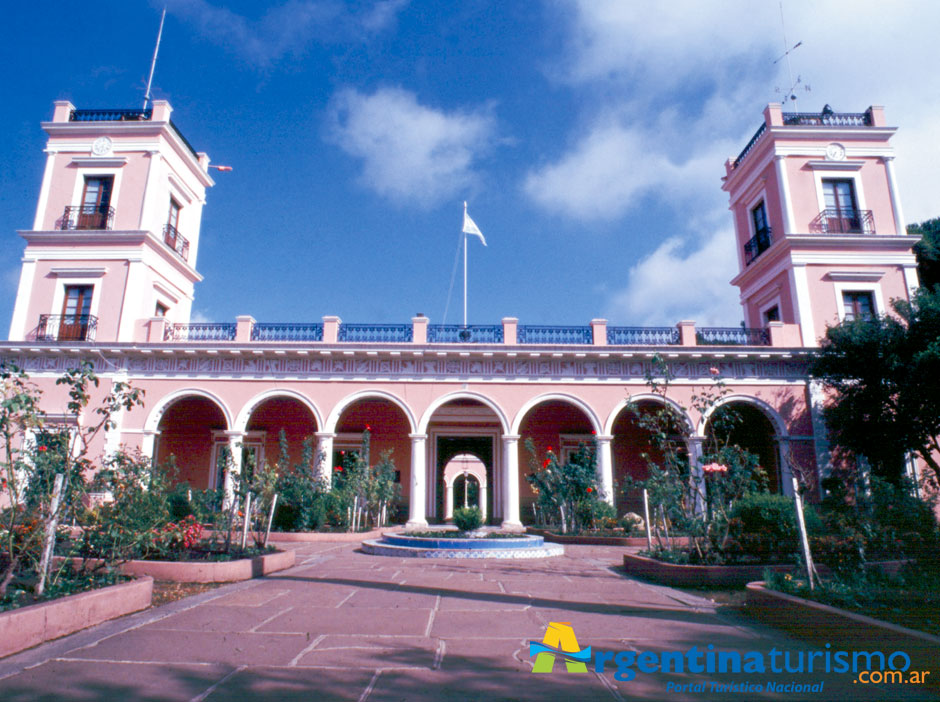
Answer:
[362,528,563,559]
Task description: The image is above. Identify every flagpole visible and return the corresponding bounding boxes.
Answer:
[143,7,167,110]
[463,204,468,328]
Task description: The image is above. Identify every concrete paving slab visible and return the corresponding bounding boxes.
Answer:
[342,589,442,609]
[256,605,432,637]
[0,660,232,702]
[202,665,375,702]
[430,610,545,639]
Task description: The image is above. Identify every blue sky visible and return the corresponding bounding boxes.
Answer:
[2,1,939,334]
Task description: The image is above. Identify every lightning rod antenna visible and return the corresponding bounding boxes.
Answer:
[779,1,797,111]
[143,7,167,111]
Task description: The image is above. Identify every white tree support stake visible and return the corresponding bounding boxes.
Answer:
[643,488,653,551]
[263,494,278,548]
[240,492,253,550]
[36,473,65,597]
[792,476,816,591]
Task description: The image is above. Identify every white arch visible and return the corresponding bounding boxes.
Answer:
[604,394,695,436]
[324,389,417,434]
[234,389,323,434]
[509,392,602,436]
[143,388,234,432]
[417,391,510,434]
[442,453,489,488]
[696,394,789,438]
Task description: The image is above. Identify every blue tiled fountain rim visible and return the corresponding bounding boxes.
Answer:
[382,533,545,550]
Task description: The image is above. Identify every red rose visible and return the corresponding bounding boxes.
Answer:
[586,487,593,493]
[37,445,47,452]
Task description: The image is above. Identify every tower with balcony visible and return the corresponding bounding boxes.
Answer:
[723,103,921,346]
[8,100,213,343]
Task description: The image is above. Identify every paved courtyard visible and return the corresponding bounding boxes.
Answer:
[0,542,933,701]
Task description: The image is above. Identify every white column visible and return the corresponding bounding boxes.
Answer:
[223,430,244,509]
[445,482,454,520]
[807,379,831,500]
[881,156,907,236]
[501,434,523,531]
[407,433,428,530]
[480,483,488,522]
[789,264,817,347]
[594,434,615,506]
[314,431,335,486]
[8,260,37,341]
[140,429,160,464]
[778,437,795,497]
[688,437,706,516]
[774,155,796,235]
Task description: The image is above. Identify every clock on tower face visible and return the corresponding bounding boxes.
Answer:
[91,136,113,156]
[825,143,846,161]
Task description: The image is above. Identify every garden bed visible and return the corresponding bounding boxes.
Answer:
[55,548,295,583]
[0,576,152,659]
[209,527,398,542]
[745,581,940,684]
[528,528,688,547]
[623,552,910,589]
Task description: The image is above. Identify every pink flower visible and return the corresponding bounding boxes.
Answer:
[709,367,720,376]
[702,462,728,474]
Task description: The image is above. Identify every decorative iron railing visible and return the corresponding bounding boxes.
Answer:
[517,325,592,344]
[744,226,773,265]
[426,324,504,343]
[70,108,152,122]
[811,208,875,235]
[696,327,770,346]
[338,323,413,343]
[733,122,767,169]
[163,224,190,261]
[782,110,872,127]
[606,326,680,345]
[36,314,98,342]
[251,322,324,342]
[165,323,237,342]
[59,205,114,231]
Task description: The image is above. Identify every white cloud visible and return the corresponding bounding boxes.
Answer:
[167,0,407,68]
[604,227,742,327]
[524,120,735,220]
[327,87,497,207]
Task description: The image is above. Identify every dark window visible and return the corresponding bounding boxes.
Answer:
[843,291,875,321]
[751,201,769,235]
[763,305,780,324]
[59,285,93,340]
[823,179,862,233]
[155,302,169,317]
[78,176,114,229]
[168,198,181,230]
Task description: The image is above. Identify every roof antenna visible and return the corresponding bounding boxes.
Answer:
[772,1,810,111]
[143,6,167,111]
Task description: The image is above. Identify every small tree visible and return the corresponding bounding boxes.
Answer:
[525,440,601,534]
[1,361,143,597]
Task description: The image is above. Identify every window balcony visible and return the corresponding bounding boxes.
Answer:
[744,227,773,265]
[36,314,98,342]
[812,208,875,235]
[163,223,191,261]
[58,205,114,231]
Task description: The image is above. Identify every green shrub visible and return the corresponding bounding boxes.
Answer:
[620,512,644,534]
[453,506,483,532]
[167,484,194,521]
[726,492,821,563]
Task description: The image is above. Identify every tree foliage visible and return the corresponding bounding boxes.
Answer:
[811,287,940,485]
[909,217,940,290]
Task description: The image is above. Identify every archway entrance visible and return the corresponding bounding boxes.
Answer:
[436,437,493,524]
[155,395,228,489]
[442,452,488,521]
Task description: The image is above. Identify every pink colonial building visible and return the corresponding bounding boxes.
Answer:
[2,100,923,529]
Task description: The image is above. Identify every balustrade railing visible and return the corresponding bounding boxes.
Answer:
[70,108,152,122]
[517,325,592,344]
[165,323,237,342]
[338,323,413,343]
[744,226,773,265]
[782,110,872,127]
[812,208,875,235]
[733,122,767,169]
[59,205,114,231]
[251,322,324,342]
[606,326,679,345]
[36,314,98,342]
[427,324,503,343]
[696,327,770,346]
[163,224,190,261]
